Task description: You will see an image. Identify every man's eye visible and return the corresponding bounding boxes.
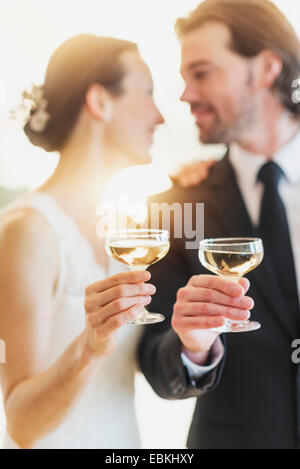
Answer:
[194,71,209,79]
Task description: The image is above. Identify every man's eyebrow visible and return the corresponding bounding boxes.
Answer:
[188,60,212,69]
[180,60,213,77]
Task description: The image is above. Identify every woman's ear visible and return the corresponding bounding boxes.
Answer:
[85,83,112,122]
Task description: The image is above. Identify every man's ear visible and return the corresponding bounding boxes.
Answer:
[257,49,282,89]
[85,83,112,122]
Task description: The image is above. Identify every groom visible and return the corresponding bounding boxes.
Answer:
[138,0,300,449]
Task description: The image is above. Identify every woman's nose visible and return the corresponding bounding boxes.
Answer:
[155,107,165,125]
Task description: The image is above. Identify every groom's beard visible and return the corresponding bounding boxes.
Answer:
[193,69,257,144]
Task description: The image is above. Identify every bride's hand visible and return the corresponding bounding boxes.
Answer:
[172,159,216,188]
[82,271,155,359]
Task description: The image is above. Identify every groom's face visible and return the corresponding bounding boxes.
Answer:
[180,22,258,144]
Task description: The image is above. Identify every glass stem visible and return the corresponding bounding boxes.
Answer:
[128,266,148,272]
[219,275,242,283]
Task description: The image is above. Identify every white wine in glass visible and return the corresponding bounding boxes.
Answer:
[105,229,170,325]
[199,237,264,333]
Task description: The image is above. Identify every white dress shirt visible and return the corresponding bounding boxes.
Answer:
[182,129,300,380]
[230,131,300,297]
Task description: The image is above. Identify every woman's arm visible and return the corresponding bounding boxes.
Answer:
[0,208,153,448]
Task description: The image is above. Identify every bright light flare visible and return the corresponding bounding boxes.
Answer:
[100,163,172,224]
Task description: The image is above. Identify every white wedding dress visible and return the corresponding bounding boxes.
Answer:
[1,192,142,449]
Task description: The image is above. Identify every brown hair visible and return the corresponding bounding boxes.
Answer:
[176,0,300,117]
[24,34,138,152]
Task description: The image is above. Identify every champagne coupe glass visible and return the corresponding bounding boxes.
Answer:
[199,237,264,333]
[105,229,170,325]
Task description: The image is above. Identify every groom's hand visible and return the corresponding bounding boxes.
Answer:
[172,275,254,354]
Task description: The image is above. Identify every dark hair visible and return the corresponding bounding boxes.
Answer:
[24,34,138,152]
[175,0,300,117]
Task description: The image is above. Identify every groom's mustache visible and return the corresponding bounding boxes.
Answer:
[190,102,215,113]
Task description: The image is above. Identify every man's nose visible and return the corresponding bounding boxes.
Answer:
[180,84,198,103]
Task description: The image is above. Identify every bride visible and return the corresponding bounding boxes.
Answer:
[0,34,164,449]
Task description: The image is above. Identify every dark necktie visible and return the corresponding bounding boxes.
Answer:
[257,161,299,319]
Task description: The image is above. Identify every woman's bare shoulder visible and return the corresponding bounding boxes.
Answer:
[0,206,59,261]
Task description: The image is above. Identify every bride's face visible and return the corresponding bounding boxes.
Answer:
[104,51,164,164]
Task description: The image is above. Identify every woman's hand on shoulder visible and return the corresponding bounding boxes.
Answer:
[172,159,217,188]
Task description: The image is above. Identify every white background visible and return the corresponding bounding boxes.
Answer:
[0,0,299,449]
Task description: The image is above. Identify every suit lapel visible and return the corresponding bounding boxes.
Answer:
[206,153,299,339]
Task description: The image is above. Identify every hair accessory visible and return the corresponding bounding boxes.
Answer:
[11,84,50,133]
[24,85,50,133]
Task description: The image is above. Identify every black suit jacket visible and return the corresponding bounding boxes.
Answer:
[137,154,300,449]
